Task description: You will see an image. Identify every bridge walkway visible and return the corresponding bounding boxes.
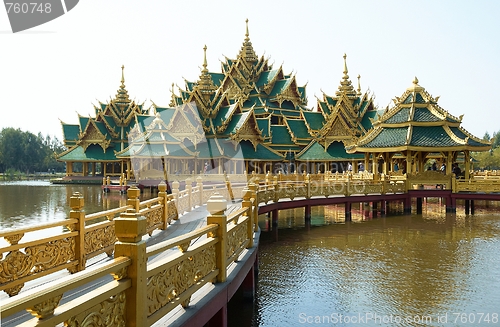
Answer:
[1,201,243,327]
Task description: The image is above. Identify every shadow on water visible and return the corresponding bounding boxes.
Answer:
[228,200,500,327]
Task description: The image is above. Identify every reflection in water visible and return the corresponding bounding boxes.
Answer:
[230,202,500,327]
[0,181,151,230]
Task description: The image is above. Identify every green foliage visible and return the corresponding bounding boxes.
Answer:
[0,127,65,173]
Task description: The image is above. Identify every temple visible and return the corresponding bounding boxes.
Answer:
[56,20,489,183]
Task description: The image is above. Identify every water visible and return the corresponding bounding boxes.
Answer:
[230,203,500,327]
[1,182,499,326]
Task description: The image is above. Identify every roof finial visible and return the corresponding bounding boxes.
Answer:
[245,18,249,41]
[238,19,257,63]
[413,76,419,85]
[203,45,208,72]
[357,74,361,95]
[343,53,348,75]
[114,65,130,103]
[336,54,356,97]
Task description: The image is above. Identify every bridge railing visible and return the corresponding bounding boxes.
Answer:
[1,189,259,327]
[0,177,236,298]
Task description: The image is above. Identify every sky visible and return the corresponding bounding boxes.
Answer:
[1,0,499,140]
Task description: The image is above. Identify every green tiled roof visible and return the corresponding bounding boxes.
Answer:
[360,110,377,131]
[296,141,363,161]
[221,112,250,135]
[209,72,225,86]
[302,111,324,130]
[256,69,279,87]
[58,144,119,161]
[360,127,408,148]
[385,108,410,124]
[62,124,80,141]
[270,125,294,145]
[410,126,457,147]
[413,107,440,122]
[268,79,291,97]
[449,127,490,147]
[238,141,284,161]
[256,118,270,137]
[286,119,310,139]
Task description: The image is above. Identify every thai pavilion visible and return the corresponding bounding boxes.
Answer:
[57,20,378,181]
[346,77,491,178]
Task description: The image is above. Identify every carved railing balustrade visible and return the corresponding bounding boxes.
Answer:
[1,187,258,326]
[0,177,240,298]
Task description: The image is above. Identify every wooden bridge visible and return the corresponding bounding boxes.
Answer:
[2,171,500,326]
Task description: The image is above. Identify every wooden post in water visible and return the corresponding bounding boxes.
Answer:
[345,202,352,221]
[271,209,279,241]
[465,199,470,215]
[470,200,475,215]
[416,197,423,214]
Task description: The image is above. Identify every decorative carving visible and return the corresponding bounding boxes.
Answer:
[111,267,127,280]
[25,237,75,273]
[177,242,191,252]
[226,222,248,260]
[4,233,24,245]
[145,206,163,235]
[1,237,75,296]
[65,291,126,327]
[147,245,216,315]
[26,294,63,319]
[84,225,116,257]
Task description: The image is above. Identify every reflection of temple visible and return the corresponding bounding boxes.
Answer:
[56,20,489,182]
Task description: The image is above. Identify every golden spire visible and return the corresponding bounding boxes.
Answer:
[407,76,424,92]
[239,19,258,63]
[357,74,361,95]
[202,45,208,73]
[336,54,356,97]
[114,65,130,103]
[198,45,216,94]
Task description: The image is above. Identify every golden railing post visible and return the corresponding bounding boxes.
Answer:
[273,175,279,202]
[207,193,228,283]
[172,181,180,220]
[158,182,168,230]
[114,209,147,327]
[305,173,311,199]
[196,175,203,206]
[242,188,254,248]
[345,173,351,196]
[127,186,140,212]
[69,192,86,272]
[248,183,259,232]
[186,177,193,211]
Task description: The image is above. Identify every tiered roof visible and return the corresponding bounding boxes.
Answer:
[348,77,490,153]
[57,66,150,162]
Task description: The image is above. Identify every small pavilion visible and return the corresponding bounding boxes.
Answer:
[347,78,491,179]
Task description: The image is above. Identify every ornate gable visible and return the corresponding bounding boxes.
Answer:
[77,119,111,152]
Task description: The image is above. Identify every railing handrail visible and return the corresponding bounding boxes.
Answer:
[1,256,131,319]
[0,218,78,238]
[84,205,133,222]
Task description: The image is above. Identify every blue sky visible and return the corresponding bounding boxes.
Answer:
[1,0,499,140]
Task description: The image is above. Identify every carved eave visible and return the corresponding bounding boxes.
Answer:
[77,119,111,153]
[96,112,119,139]
[230,109,264,150]
[273,75,304,108]
[165,104,205,146]
[317,116,356,149]
[216,103,241,134]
